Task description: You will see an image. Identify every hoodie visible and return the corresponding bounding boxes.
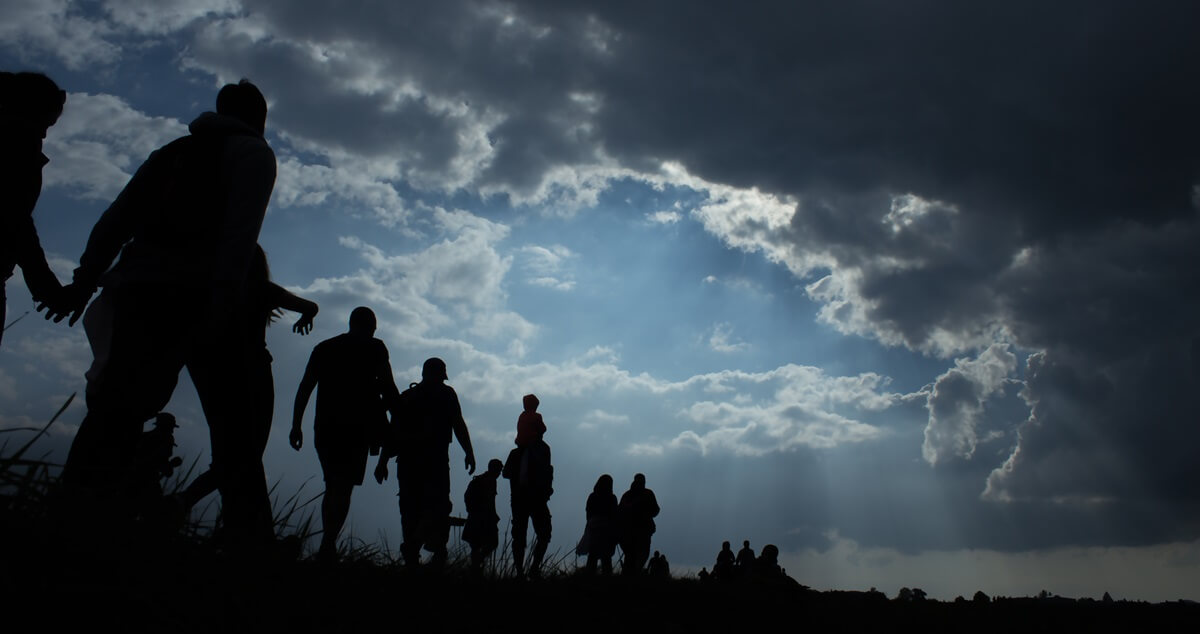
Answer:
[72,112,276,307]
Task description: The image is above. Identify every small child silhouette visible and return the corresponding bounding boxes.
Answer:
[514,393,545,446]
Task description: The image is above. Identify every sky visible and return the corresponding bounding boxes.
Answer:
[3,0,1199,601]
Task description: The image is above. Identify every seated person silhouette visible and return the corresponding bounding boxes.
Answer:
[514,393,545,446]
[291,306,399,562]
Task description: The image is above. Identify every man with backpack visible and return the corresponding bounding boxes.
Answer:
[503,426,553,577]
[375,357,475,567]
[46,81,276,549]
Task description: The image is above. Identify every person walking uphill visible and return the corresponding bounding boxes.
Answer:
[618,473,659,575]
[503,427,553,577]
[46,80,275,550]
[291,306,400,562]
[375,357,475,567]
[463,458,504,570]
[2,71,67,349]
[583,474,618,575]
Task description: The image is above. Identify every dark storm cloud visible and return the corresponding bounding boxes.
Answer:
[581,1,1200,228]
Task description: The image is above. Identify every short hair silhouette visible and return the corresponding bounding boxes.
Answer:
[348,306,376,333]
[423,357,448,381]
[0,71,66,127]
[216,79,267,134]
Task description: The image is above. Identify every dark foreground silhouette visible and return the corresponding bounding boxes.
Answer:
[2,510,1197,634]
[3,425,1199,633]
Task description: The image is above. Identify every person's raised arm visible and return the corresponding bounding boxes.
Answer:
[264,281,318,334]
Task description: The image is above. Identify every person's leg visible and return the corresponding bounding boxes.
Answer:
[634,536,652,574]
[319,480,354,560]
[510,499,529,575]
[529,501,552,576]
[62,289,186,517]
[190,348,273,551]
[419,454,452,566]
[397,468,421,565]
[180,468,219,509]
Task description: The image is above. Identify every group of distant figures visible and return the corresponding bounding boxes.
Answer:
[2,71,680,575]
[696,540,787,583]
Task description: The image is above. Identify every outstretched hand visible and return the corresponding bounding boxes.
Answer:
[289,428,303,451]
[465,454,476,475]
[293,313,314,335]
[37,282,93,326]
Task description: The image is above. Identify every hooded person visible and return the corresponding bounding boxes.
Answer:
[49,80,277,550]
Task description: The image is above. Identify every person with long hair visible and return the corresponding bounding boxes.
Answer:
[584,473,618,575]
[179,245,317,518]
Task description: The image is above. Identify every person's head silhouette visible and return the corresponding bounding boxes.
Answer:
[594,473,613,495]
[631,473,646,491]
[216,79,267,135]
[0,71,66,138]
[423,357,448,382]
[348,306,376,336]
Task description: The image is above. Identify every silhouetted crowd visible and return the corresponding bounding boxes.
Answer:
[697,539,787,583]
[4,71,792,584]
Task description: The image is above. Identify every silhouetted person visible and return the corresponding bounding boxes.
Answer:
[179,245,316,513]
[291,306,399,561]
[617,473,659,575]
[697,567,710,582]
[513,393,545,446]
[49,80,275,547]
[648,550,670,578]
[503,433,553,577]
[1,72,66,349]
[463,458,503,570]
[132,412,183,506]
[583,474,618,575]
[714,540,735,581]
[375,357,475,567]
[753,544,784,580]
[736,539,756,571]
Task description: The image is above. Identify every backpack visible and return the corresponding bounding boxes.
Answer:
[380,382,420,456]
[503,440,553,500]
